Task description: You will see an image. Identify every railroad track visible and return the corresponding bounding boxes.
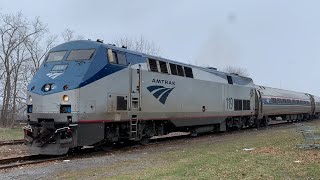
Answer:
[0,139,24,146]
[0,155,66,170]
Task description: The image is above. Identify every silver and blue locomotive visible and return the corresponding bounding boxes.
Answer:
[24,40,320,155]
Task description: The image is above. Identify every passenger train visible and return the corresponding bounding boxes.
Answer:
[23,40,320,155]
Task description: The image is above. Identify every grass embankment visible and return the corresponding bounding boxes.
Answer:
[57,121,320,180]
[0,127,23,141]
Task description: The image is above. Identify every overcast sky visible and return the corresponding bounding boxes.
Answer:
[1,0,319,95]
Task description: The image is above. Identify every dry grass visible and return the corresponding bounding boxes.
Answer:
[0,127,23,141]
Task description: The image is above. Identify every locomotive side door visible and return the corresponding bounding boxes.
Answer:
[128,64,142,112]
[128,63,142,140]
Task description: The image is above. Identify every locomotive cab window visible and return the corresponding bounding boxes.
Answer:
[67,49,95,60]
[108,49,127,65]
[46,51,67,62]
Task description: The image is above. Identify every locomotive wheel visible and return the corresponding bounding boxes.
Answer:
[255,119,261,128]
[262,119,269,127]
[139,136,151,145]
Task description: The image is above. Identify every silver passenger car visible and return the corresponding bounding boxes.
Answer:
[256,86,313,121]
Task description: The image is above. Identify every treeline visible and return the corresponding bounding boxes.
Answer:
[0,12,83,127]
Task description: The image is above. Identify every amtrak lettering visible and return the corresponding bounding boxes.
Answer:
[152,79,175,85]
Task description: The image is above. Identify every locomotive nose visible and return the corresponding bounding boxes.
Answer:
[27,90,78,123]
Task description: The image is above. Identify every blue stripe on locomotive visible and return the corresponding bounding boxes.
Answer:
[28,40,145,95]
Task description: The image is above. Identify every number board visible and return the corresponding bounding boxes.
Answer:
[226,97,234,111]
[51,64,68,72]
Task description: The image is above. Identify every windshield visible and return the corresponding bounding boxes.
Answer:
[67,49,95,61]
[46,51,67,62]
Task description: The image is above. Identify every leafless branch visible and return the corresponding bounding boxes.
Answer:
[224,66,250,77]
[113,35,160,55]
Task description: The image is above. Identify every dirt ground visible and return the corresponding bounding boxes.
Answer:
[0,144,28,159]
[0,121,319,179]
[1,137,193,179]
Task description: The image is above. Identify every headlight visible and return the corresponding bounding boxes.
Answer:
[28,95,32,102]
[63,95,69,102]
[44,84,51,92]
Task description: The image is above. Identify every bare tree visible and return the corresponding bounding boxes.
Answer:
[9,43,29,124]
[0,12,47,127]
[224,66,249,77]
[61,28,73,42]
[61,28,84,42]
[113,35,160,55]
[25,33,56,75]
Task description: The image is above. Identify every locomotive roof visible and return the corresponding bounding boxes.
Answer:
[50,40,253,81]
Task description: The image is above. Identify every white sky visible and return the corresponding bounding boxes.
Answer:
[1,0,319,95]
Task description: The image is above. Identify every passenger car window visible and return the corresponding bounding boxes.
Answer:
[67,49,95,60]
[46,51,67,62]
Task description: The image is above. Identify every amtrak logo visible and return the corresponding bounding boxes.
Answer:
[147,86,175,104]
[46,72,63,79]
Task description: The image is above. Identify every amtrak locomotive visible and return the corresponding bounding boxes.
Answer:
[24,40,320,155]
